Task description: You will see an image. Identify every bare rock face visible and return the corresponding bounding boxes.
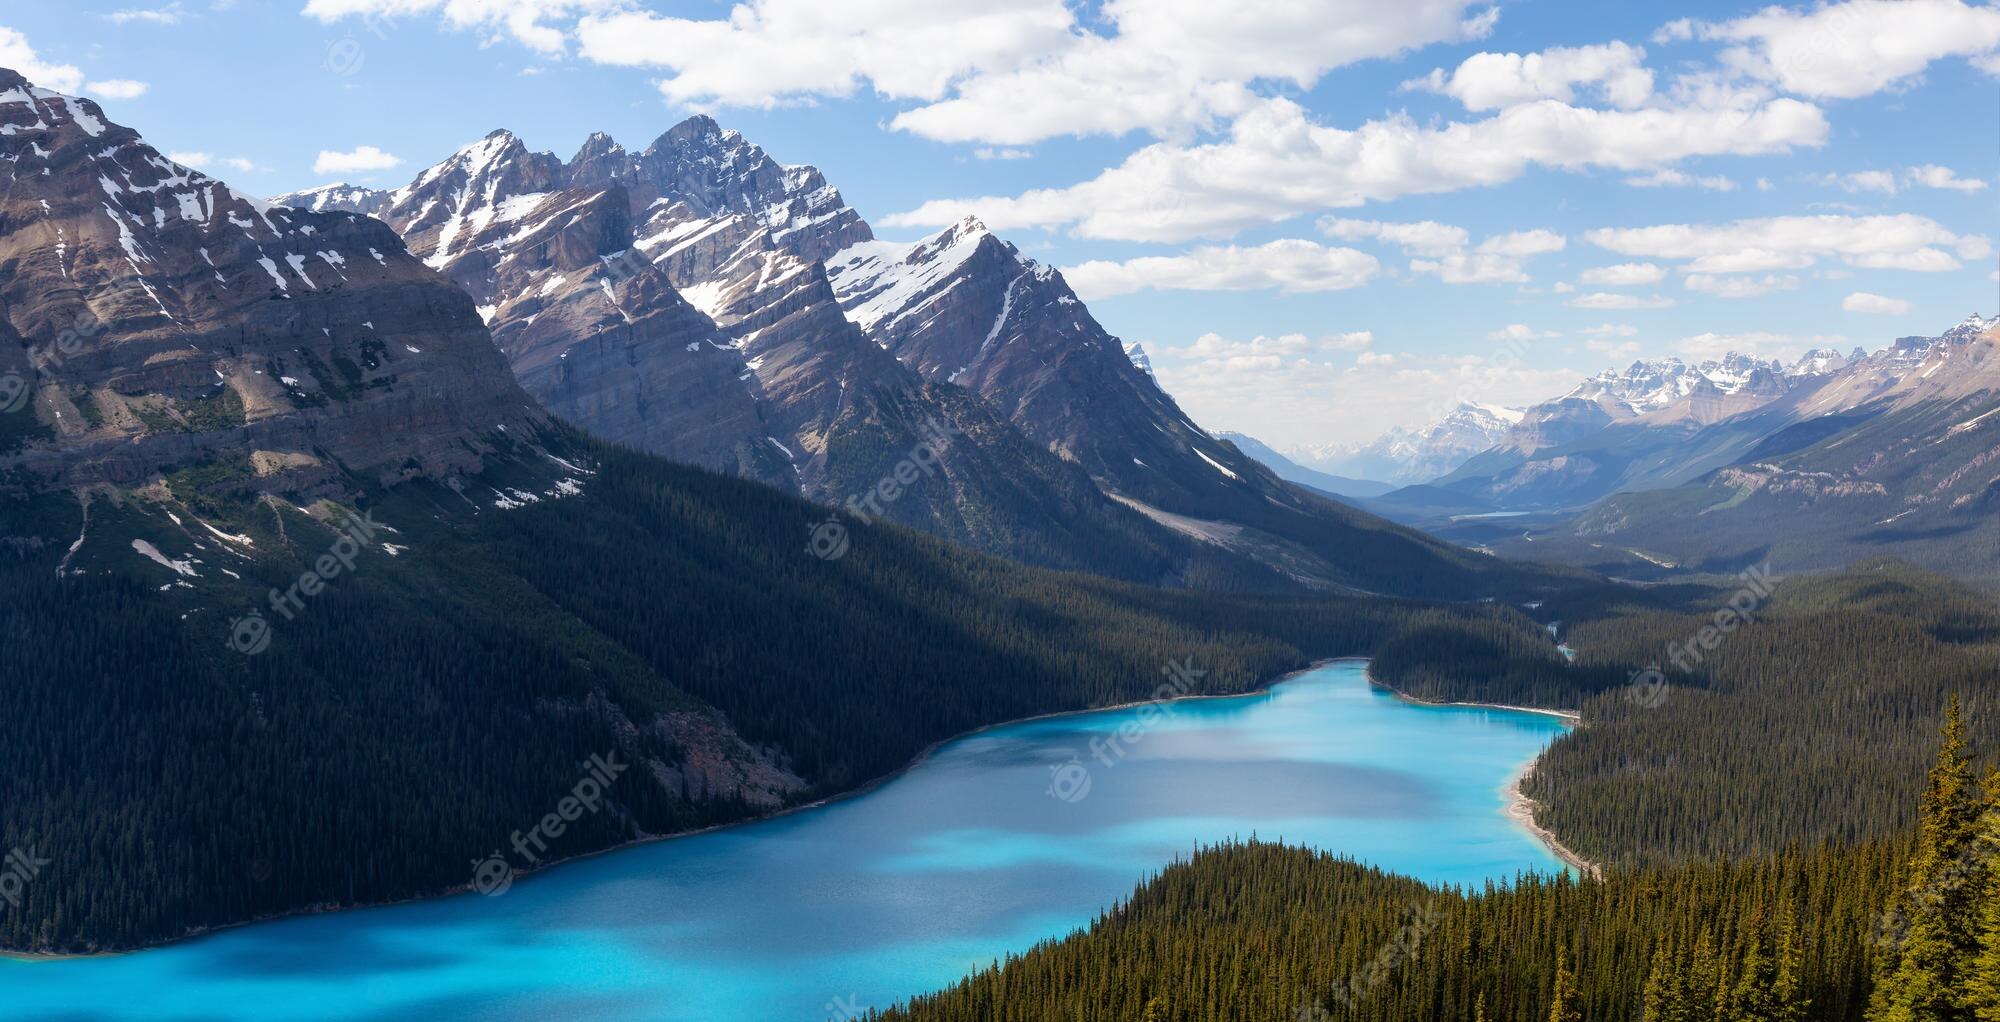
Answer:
[0,68,545,497]
[827,218,1289,518]
[290,120,1208,573]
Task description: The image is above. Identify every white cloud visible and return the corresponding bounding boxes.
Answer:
[1809,166,1987,195]
[1584,214,1989,274]
[1842,291,1913,314]
[572,0,1497,144]
[87,79,149,100]
[168,152,266,174]
[1489,323,1560,341]
[1154,340,1577,449]
[1689,0,2000,100]
[1674,330,1826,361]
[1624,168,1737,191]
[303,0,620,55]
[1062,239,1380,299]
[1684,273,1800,298]
[1318,219,1561,284]
[1579,262,1666,286]
[1580,323,1639,337]
[1586,337,1642,357]
[1906,165,1988,193]
[106,3,186,24]
[884,93,1828,243]
[1317,217,1469,258]
[1811,170,1900,194]
[1403,41,1654,111]
[1567,292,1677,310]
[312,145,404,176]
[974,148,1033,161]
[1166,331,1378,360]
[0,25,149,98]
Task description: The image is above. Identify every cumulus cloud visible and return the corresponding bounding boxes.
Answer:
[168,152,267,174]
[1317,217,1470,257]
[1813,165,1990,195]
[1321,219,1564,284]
[1403,41,1654,111]
[312,145,403,176]
[1062,239,1380,299]
[567,0,1497,144]
[1906,165,1989,193]
[1842,291,1913,314]
[1686,0,2000,100]
[884,93,1827,243]
[0,25,150,98]
[302,0,620,55]
[1579,263,1666,286]
[1584,214,1989,274]
[106,3,187,25]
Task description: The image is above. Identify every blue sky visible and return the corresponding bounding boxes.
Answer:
[4,0,1996,448]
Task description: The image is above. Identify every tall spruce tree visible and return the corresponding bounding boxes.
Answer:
[1870,696,1986,1021]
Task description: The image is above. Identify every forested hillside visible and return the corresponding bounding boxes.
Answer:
[0,438,1579,953]
[882,714,2000,1022]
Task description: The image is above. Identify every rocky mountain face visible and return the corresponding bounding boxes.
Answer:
[281,117,1557,597]
[278,120,1269,583]
[0,69,548,502]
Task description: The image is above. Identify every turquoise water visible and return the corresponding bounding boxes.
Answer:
[0,659,1570,1021]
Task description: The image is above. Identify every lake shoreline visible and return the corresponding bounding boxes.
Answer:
[1,655,1340,963]
[1361,665,1600,879]
[8,655,1592,964]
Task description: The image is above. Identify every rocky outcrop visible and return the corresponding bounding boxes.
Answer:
[0,68,545,497]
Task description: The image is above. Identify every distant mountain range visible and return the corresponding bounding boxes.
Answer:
[1283,402,1526,486]
[1213,433,1394,498]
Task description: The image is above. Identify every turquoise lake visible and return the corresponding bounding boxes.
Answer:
[0,659,1571,1021]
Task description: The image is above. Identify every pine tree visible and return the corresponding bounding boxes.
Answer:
[1772,904,1811,1022]
[1871,696,1986,1021]
[1644,942,1686,1022]
[1729,916,1781,1022]
[1550,951,1584,1022]
[1959,768,2000,1020]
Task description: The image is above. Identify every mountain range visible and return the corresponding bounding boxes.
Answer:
[272,118,1542,598]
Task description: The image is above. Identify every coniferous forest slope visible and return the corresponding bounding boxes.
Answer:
[0,435,1592,954]
[885,706,2000,1022]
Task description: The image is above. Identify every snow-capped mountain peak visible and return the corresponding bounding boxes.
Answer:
[1124,342,1155,378]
